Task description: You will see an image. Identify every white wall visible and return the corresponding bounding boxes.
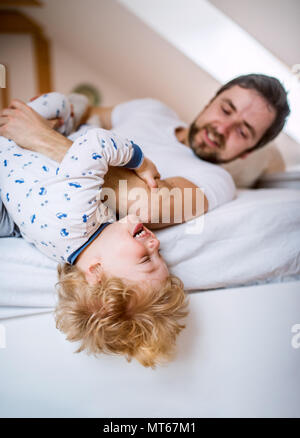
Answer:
[0,33,131,107]
[2,1,299,171]
[51,42,131,105]
[0,34,36,103]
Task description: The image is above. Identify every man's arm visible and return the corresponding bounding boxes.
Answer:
[0,99,72,162]
[159,176,208,227]
[36,105,114,160]
[82,106,114,130]
[102,167,208,230]
[145,176,208,229]
[0,99,114,161]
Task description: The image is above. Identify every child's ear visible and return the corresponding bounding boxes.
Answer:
[86,262,103,285]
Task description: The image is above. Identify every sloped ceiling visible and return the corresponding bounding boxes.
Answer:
[209,0,300,68]
[17,0,219,122]
[14,0,299,142]
[118,0,299,143]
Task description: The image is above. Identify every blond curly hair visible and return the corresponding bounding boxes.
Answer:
[55,263,189,369]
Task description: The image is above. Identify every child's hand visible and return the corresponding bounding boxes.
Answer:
[134,157,161,189]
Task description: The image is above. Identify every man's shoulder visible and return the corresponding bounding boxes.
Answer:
[115,98,181,121]
[181,156,236,205]
[123,97,169,109]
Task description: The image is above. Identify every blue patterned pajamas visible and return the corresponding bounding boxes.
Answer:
[0,92,144,264]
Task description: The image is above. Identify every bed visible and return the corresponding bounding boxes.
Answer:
[1,280,299,418]
[1,183,300,417]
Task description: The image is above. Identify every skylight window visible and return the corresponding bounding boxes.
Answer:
[119,0,300,143]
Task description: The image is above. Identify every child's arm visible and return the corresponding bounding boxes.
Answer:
[51,128,159,229]
[57,127,159,189]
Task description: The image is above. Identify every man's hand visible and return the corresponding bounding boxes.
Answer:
[0,98,71,161]
[0,98,63,149]
[134,156,161,189]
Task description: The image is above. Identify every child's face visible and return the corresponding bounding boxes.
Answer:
[79,214,169,288]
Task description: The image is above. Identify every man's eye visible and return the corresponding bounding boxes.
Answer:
[222,107,230,115]
[239,129,247,139]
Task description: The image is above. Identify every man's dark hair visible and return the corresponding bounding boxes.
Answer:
[214,73,290,152]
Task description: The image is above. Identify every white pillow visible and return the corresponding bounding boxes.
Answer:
[1,187,299,319]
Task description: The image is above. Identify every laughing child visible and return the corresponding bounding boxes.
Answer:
[0,92,189,368]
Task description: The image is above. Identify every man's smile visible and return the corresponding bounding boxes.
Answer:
[203,128,221,148]
[195,127,224,151]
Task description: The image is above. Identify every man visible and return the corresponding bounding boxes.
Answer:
[0,73,290,236]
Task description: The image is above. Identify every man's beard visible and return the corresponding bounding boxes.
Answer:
[188,122,227,164]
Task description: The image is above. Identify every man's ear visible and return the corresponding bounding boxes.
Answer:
[85,262,103,286]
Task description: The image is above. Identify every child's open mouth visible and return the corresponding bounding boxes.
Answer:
[133,223,150,239]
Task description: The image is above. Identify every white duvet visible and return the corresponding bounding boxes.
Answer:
[0,187,300,318]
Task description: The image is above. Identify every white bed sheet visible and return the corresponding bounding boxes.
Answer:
[0,187,300,319]
[1,280,299,418]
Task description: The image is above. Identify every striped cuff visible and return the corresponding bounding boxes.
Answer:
[123,141,144,169]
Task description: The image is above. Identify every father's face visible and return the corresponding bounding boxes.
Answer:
[188,85,276,164]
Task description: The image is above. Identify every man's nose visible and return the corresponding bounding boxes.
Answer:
[216,121,232,137]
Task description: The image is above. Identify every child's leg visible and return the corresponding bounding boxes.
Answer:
[0,92,72,160]
[0,133,58,230]
[67,93,90,130]
[0,92,89,218]
[27,92,75,136]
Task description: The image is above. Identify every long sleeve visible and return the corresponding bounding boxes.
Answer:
[57,127,144,184]
[30,127,145,263]
[0,117,145,264]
